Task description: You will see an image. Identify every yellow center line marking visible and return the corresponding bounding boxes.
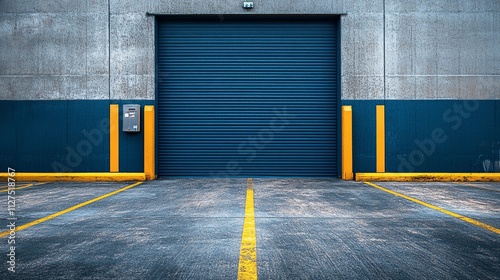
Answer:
[238,178,258,280]
[364,182,500,235]
[0,182,47,193]
[453,182,500,192]
[0,181,143,238]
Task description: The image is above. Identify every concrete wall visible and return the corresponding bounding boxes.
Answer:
[0,0,109,100]
[1,0,498,101]
[385,1,500,100]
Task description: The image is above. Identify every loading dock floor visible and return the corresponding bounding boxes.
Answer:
[1,179,499,279]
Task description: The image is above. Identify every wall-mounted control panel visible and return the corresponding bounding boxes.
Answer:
[123,104,141,132]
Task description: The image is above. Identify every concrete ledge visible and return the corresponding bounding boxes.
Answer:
[355,173,500,182]
[0,173,147,182]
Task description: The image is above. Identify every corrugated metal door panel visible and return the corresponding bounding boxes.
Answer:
[157,20,338,177]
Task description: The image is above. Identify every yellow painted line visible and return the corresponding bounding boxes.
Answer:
[110,104,119,172]
[0,173,146,182]
[144,105,156,180]
[238,178,258,280]
[376,105,385,173]
[341,106,353,180]
[0,182,143,238]
[356,173,500,182]
[453,182,500,193]
[364,181,500,235]
[0,182,47,193]
[0,183,32,189]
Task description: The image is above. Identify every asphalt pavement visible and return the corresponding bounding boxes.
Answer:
[0,179,498,279]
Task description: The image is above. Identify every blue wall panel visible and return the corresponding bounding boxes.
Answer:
[0,101,109,172]
[64,101,109,172]
[1,98,496,174]
[1,103,16,167]
[386,100,500,172]
[1,100,153,173]
[342,100,499,173]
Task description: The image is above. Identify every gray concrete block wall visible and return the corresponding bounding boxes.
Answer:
[0,0,498,100]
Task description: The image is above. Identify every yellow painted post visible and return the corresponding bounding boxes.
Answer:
[144,105,156,180]
[376,105,385,173]
[342,106,354,180]
[110,104,119,172]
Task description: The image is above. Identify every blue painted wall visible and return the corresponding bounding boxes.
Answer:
[386,100,500,173]
[0,100,153,173]
[343,100,500,173]
[1,99,498,174]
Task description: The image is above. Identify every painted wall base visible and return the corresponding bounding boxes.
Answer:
[0,172,147,182]
[356,173,500,182]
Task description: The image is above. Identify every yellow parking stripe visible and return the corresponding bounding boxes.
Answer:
[453,182,500,193]
[238,178,258,280]
[0,183,32,189]
[364,182,500,235]
[0,182,47,193]
[0,182,143,238]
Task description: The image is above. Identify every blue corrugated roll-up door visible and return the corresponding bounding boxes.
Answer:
[157,18,339,177]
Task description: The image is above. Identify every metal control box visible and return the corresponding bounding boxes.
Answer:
[123,104,141,132]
